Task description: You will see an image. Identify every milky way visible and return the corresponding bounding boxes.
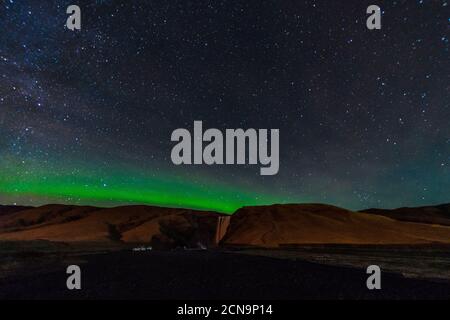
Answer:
[0,0,449,213]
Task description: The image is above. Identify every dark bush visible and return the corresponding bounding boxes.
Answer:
[106,223,122,242]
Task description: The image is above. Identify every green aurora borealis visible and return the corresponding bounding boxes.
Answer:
[0,157,285,213]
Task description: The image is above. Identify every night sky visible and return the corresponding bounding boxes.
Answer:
[0,0,449,213]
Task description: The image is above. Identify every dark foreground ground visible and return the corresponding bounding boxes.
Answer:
[1,248,450,300]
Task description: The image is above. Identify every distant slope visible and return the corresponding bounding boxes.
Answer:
[221,204,450,247]
[0,205,32,216]
[0,204,220,247]
[360,204,450,226]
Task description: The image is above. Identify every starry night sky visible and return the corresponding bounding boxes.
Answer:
[0,0,449,213]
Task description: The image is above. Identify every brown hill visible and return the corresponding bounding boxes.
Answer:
[360,204,450,226]
[2,203,450,248]
[221,204,450,247]
[0,205,32,216]
[0,204,221,248]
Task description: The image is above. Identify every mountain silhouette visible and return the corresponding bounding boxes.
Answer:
[1,203,450,248]
[361,204,450,226]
